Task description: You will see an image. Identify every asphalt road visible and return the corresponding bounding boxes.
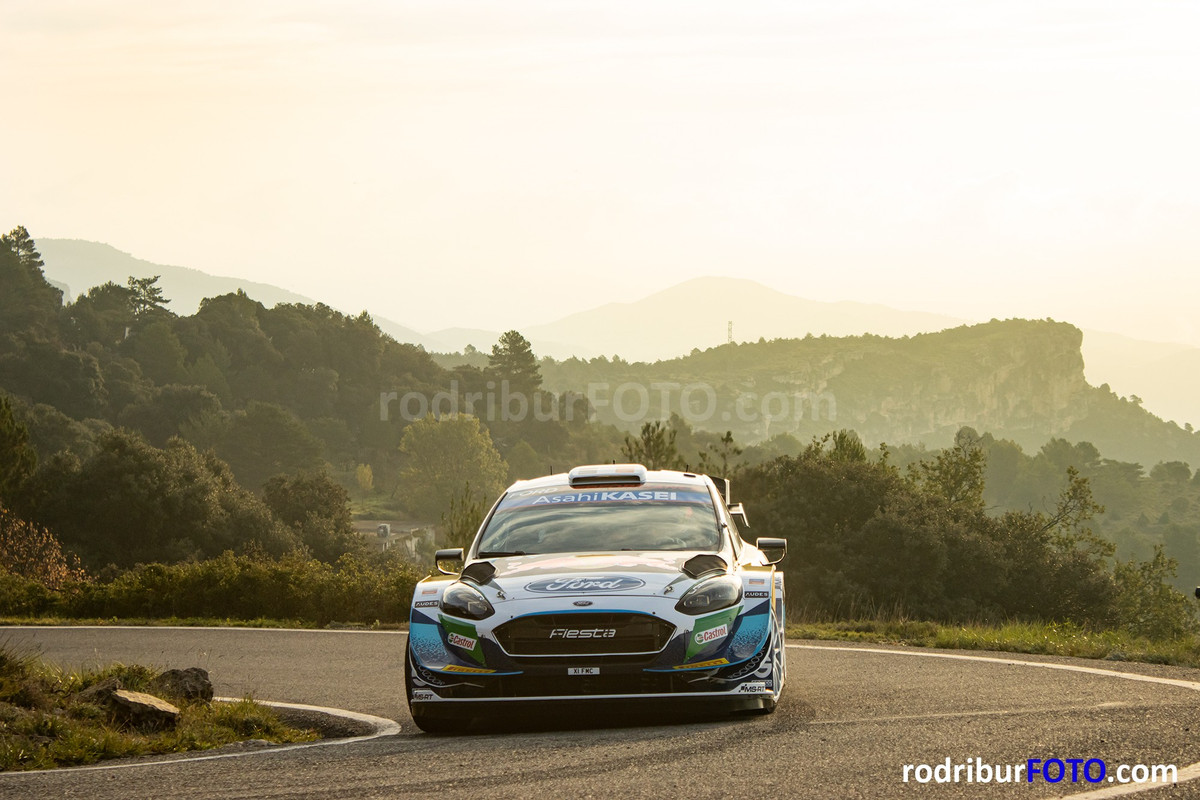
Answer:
[3,627,1200,799]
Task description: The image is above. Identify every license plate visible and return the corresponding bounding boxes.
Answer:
[568,667,599,676]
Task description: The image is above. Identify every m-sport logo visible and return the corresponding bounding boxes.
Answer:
[525,576,646,593]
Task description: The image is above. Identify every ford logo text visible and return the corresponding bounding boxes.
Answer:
[525,576,646,593]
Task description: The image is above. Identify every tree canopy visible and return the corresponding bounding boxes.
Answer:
[488,330,542,395]
[397,414,508,520]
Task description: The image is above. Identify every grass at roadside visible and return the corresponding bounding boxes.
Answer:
[788,618,1200,668]
[0,644,317,771]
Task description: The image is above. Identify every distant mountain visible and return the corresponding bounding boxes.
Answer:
[35,240,1197,429]
[37,239,435,349]
[525,277,969,363]
[519,276,1198,429]
[540,319,1200,467]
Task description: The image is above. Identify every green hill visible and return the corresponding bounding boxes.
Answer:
[541,319,1200,468]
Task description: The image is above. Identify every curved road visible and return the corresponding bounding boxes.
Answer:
[2,627,1200,799]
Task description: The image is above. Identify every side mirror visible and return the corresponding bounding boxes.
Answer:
[435,548,464,575]
[729,503,750,528]
[756,537,786,565]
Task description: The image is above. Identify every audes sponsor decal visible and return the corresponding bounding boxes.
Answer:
[694,624,728,645]
[414,600,439,608]
[745,591,770,598]
[446,632,478,650]
[441,664,496,674]
[525,575,645,593]
[673,658,730,670]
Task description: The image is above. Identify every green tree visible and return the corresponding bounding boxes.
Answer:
[0,395,37,507]
[505,439,545,482]
[127,275,170,319]
[397,415,507,520]
[262,472,365,563]
[125,319,187,385]
[621,420,684,470]
[216,402,325,488]
[1,225,44,271]
[440,482,487,550]
[0,226,62,339]
[915,426,986,510]
[697,431,743,478]
[1150,461,1192,484]
[1111,545,1199,639]
[488,330,542,395]
[828,429,867,464]
[0,340,108,420]
[65,281,136,345]
[355,463,375,498]
[118,384,223,447]
[28,431,297,568]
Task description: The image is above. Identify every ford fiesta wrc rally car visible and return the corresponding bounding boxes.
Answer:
[405,463,788,733]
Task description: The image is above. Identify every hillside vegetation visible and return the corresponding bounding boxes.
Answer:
[1,225,1199,643]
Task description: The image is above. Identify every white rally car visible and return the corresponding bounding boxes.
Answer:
[404,464,787,733]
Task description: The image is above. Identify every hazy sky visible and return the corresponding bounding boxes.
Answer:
[3,1,1198,343]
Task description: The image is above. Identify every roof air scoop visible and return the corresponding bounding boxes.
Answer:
[681,554,727,579]
[567,463,648,488]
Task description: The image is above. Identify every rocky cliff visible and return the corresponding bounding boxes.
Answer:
[543,318,1199,465]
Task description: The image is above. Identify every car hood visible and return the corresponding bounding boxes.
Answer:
[476,551,705,601]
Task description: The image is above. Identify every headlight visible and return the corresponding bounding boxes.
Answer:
[674,575,742,616]
[440,582,495,620]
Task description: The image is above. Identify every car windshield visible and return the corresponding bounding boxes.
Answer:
[476,484,721,555]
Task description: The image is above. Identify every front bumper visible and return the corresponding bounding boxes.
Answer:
[407,596,781,705]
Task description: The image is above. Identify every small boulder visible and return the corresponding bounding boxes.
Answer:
[150,667,214,703]
[73,677,123,705]
[111,689,180,730]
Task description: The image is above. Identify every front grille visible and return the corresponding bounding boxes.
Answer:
[494,613,676,656]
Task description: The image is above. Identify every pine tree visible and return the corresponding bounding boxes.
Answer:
[488,330,542,395]
[1,225,44,270]
[127,275,171,318]
[0,226,62,337]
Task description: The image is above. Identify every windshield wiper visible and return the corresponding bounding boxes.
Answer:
[477,550,528,557]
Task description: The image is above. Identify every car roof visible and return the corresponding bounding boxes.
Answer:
[506,465,715,494]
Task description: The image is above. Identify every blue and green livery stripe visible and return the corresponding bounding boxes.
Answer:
[686,606,740,660]
[438,615,485,665]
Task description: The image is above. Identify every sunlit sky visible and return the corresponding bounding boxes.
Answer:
[3,1,1198,344]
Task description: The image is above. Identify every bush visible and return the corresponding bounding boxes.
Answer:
[0,507,87,588]
[62,551,424,625]
[26,431,298,569]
